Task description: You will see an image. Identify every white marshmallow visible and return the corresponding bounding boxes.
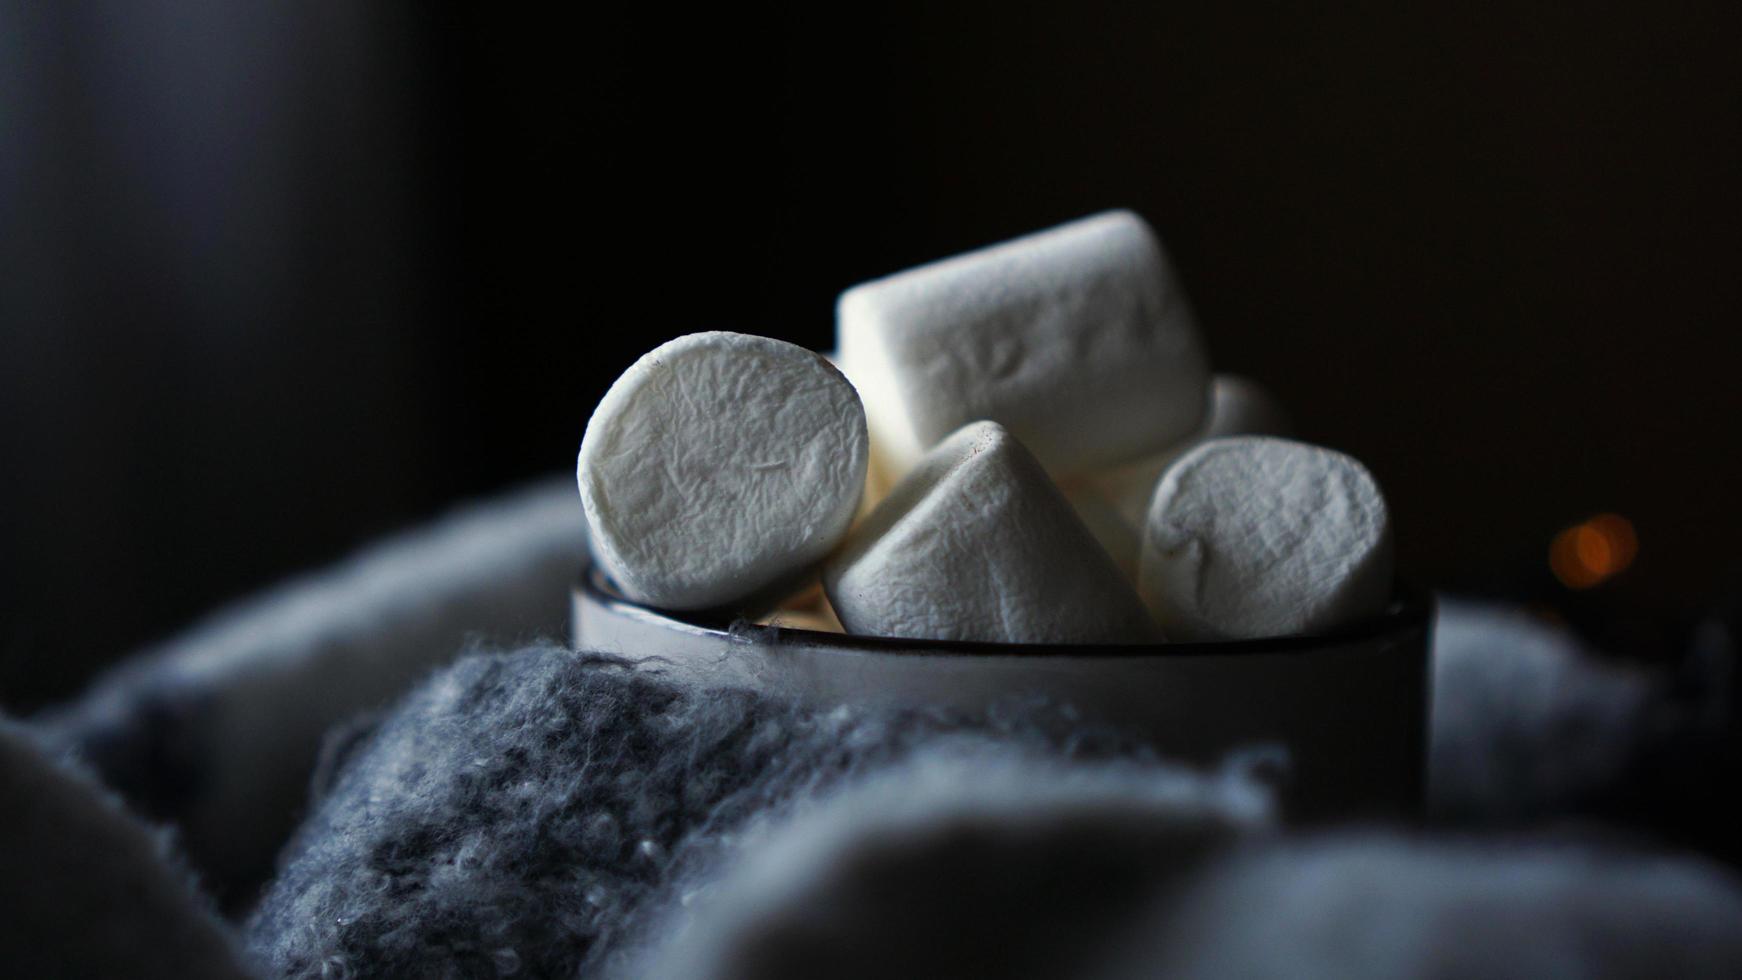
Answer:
[824,421,1160,644]
[1138,437,1392,640]
[578,332,868,610]
[837,210,1209,482]
[826,349,898,521]
[1078,374,1293,531]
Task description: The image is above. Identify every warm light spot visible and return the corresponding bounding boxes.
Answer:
[1550,513,1638,589]
[1550,528,1603,588]
[1572,525,1612,574]
[1587,513,1638,569]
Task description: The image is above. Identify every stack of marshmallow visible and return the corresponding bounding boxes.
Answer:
[576,211,1392,645]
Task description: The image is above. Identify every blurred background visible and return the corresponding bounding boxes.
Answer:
[3,1,1738,710]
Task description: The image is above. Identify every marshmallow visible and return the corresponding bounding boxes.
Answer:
[837,210,1209,482]
[1138,437,1392,640]
[824,421,1160,644]
[578,332,868,610]
[826,349,897,521]
[1078,374,1293,531]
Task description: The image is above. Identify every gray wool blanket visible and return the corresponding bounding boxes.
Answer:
[15,479,1742,977]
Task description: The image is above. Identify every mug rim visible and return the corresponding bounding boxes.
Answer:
[578,568,1433,660]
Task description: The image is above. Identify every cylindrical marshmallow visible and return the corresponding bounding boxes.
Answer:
[837,210,1209,482]
[1138,436,1392,640]
[824,421,1160,644]
[578,332,868,610]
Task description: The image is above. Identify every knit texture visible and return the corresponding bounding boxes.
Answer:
[243,645,1261,978]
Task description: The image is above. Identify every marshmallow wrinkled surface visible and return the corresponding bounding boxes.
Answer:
[824,421,1160,644]
[579,332,868,610]
[838,210,1208,482]
[1138,437,1391,640]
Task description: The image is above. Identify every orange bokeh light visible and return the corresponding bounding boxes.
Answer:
[1549,513,1637,589]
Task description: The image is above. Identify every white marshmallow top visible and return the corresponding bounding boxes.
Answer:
[577,332,868,610]
[824,421,1160,644]
[1138,437,1392,640]
[837,210,1209,482]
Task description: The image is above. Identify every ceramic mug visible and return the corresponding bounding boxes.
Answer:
[572,569,1432,821]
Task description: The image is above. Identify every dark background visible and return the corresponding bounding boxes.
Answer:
[4,2,1739,710]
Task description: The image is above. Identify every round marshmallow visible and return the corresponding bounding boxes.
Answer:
[825,421,1160,644]
[1138,437,1392,640]
[577,332,868,610]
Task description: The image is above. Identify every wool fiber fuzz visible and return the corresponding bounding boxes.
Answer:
[244,644,1234,978]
